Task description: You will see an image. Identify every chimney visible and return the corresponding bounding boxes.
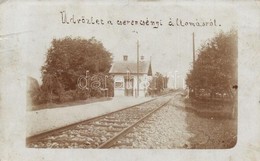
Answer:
[140,55,144,61]
[123,55,128,61]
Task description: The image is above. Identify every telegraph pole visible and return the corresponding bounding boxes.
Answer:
[132,30,140,97]
[192,32,195,66]
[137,40,140,97]
[192,32,195,97]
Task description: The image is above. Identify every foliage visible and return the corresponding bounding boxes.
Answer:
[148,72,168,95]
[59,90,76,102]
[41,73,63,103]
[35,37,113,105]
[186,29,237,99]
[41,37,112,91]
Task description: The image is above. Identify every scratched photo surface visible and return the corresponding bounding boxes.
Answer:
[1,1,260,160]
[21,2,238,149]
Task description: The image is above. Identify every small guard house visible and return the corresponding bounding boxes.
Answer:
[109,55,152,97]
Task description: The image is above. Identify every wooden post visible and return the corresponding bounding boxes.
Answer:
[137,40,140,97]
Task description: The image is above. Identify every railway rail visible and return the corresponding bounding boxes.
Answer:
[27,93,176,148]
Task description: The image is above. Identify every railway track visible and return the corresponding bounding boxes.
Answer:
[27,93,176,149]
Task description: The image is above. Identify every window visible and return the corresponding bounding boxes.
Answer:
[115,82,123,88]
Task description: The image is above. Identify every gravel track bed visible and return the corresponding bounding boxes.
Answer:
[27,96,171,148]
[111,96,191,149]
[110,95,237,149]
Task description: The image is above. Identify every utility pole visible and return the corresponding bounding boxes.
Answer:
[192,32,195,66]
[192,32,195,97]
[132,30,140,97]
[137,40,140,97]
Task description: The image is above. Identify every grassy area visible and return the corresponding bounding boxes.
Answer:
[176,96,237,148]
[185,109,237,149]
[184,97,237,119]
[28,97,112,111]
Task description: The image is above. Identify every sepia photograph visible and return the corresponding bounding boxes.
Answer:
[1,1,260,161]
[24,3,238,149]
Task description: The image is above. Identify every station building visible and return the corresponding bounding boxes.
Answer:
[109,55,152,97]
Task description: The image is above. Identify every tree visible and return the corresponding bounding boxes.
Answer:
[40,37,113,103]
[148,72,167,95]
[186,29,237,99]
[155,72,164,92]
[41,73,62,103]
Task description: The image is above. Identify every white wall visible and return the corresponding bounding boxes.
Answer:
[113,75,125,96]
[113,74,149,97]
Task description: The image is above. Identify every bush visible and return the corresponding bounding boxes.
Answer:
[32,91,48,105]
[75,88,90,100]
[59,90,75,102]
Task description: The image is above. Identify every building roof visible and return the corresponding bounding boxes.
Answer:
[109,61,152,75]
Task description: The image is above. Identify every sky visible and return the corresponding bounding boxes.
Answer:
[5,1,237,83]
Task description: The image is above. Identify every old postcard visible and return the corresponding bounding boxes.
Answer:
[0,0,260,161]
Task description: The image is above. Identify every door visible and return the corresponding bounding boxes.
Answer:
[125,78,133,96]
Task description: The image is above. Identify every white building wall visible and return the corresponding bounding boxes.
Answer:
[113,74,149,97]
[113,75,125,97]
